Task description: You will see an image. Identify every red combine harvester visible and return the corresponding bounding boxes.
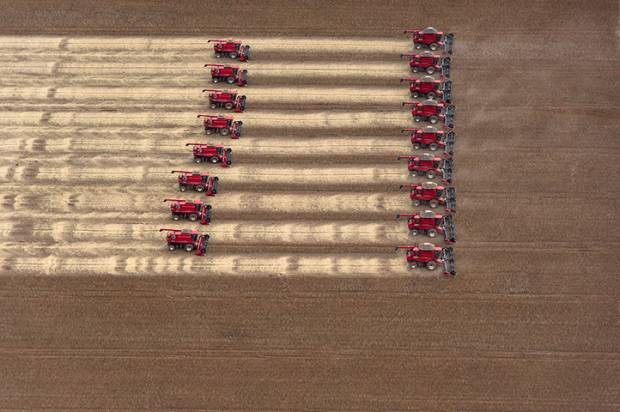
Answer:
[207,39,251,61]
[396,211,456,242]
[163,198,212,225]
[160,228,209,256]
[403,100,455,128]
[400,51,450,77]
[172,170,219,196]
[395,243,457,276]
[404,27,454,54]
[185,143,232,166]
[202,89,246,112]
[397,153,453,183]
[400,76,452,102]
[402,126,455,156]
[204,64,248,86]
[400,181,456,211]
[197,114,243,138]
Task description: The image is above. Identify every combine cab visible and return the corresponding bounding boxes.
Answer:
[163,198,212,225]
[396,211,456,242]
[172,170,219,196]
[400,51,450,77]
[402,126,455,156]
[160,228,209,256]
[208,39,251,61]
[400,181,457,212]
[203,89,246,112]
[204,64,248,86]
[400,76,452,102]
[197,114,243,138]
[395,243,457,276]
[403,99,455,128]
[185,143,232,166]
[404,27,454,54]
[397,153,453,183]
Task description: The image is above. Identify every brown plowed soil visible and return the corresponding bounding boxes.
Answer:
[0,0,619,410]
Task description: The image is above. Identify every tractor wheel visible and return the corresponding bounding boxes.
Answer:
[224,102,234,110]
[180,185,187,192]
[429,143,438,151]
[426,261,437,270]
[226,76,235,84]
[414,43,422,50]
[409,262,418,269]
[428,229,437,238]
[168,244,176,251]
[412,91,420,98]
[184,243,194,252]
[212,77,220,84]
[411,229,419,236]
[427,91,436,99]
[196,185,205,192]
[206,128,213,135]
[195,157,202,163]
[215,52,222,58]
[412,67,419,73]
[429,199,439,208]
[430,43,439,51]
[426,170,436,179]
[172,214,180,221]
[189,214,198,221]
[414,116,422,123]
[210,103,217,109]
[413,143,422,150]
[429,116,439,124]
[426,67,435,74]
[210,157,219,164]
[230,52,238,59]
[221,128,230,136]
[412,199,421,207]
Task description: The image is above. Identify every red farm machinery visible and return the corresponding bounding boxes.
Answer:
[204,64,248,86]
[397,153,453,183]
[400,51,450,77]
[395,243,456,276]
[160,228,209,256]
[163,198,212,225]
[172,170,219,196]
[396,211,456,242]
[403,99,455,128]
[404,27,454,54]
[203,89,246,112]
[185,143,232,166]
[402,126,455,156]
[208,39,251,61]
[197,114,243,138]
[400,181,456,211]
[401,76,452,102]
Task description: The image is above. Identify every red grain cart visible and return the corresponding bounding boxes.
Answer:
[202,89,246,112]
[395,243,456,276]
[172,170,219,196]
[159,228,209,256]
[399,181,456,211]
[397,153,453,183]
[400,51,450,77]
[204,64,248,86]
[401,126,455,156]
[185,143,232,166]
[404,27,454,54]
[396,211,456,242]
[197,114,243,138]
[164,198,213,225]
[403,99,455,128]
[400,76,452,102]
[208,39,251,61]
